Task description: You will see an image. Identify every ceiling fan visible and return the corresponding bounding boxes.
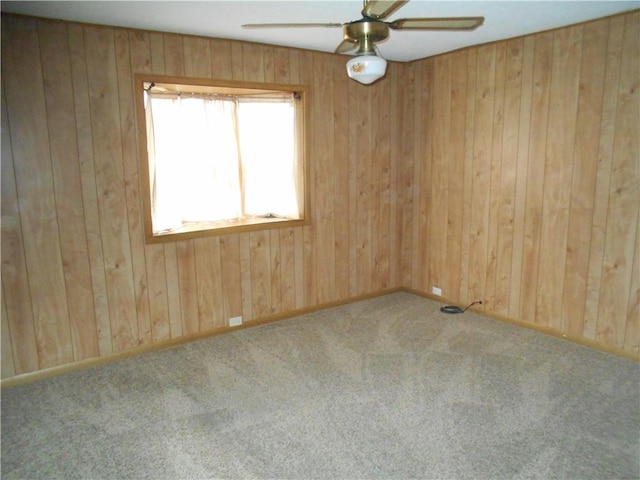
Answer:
[242,0,484,84]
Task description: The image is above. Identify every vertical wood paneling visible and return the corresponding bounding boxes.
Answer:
[211,39,232,80]
[563,19,607,337]
[219,235,242,320]
[273,46,289,81]
[313,53,336,303]
[370,80,382,292]
[494,38,524,315]
[163,33,184,76]
[242,43,264,81]
[269,229,283,315]
[195,238,218,332]
[445,51,468,300]
[2,17,74,368]
[38,20,99,360]
[397,63,415,288]
[146,244,171,342]
[129,30,152,72]
[584,15,626,341]
[468,45,496,303]
[347,75,359,297]
[302,224,315,306]
[625,221,640,353]
[194,237,225,329]
[85,25,139,351]
[1,81,39,375]
[176,240,199,335]
[183,36,211,78]
[429,55,451,293]
[294,228,305,309]
[239,235,254,322]
[163,243,183,338]
[263,45,276,82]
[2,11,638,381]
[407,12,639,355]
[519,31,553,322]
[250,231,271,319]
[355,81,373,295]
[370,74,392,292]
[333,57,351,300]
[458,49,477,303]
[596,11,639,347]
[1,291,16,378]
[149,32,165,72]
[67,23,113,356]
[509,36,535,318]
[484,42,506,311]
[278,228,296,313]
[387,66,399,288]
[536,25,582,329]
[415,60,432,292]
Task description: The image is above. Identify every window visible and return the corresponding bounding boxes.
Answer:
[135,75,308,242]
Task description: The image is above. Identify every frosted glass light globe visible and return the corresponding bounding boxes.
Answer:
[346,55,387,84]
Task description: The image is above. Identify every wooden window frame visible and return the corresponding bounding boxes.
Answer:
[134,73,310,243]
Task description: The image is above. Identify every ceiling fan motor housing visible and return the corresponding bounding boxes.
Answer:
[344,20,389,54]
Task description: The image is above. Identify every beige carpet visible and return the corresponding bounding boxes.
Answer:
[2,292,639,479]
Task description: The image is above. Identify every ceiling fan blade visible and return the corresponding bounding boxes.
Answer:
[335,39,359,54]
[389,17,485,30]
[361,0,408,20]
[242,22,343,29]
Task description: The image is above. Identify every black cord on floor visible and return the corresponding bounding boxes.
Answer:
[440,301,482,314]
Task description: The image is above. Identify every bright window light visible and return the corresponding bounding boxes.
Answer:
[137,76,307,240]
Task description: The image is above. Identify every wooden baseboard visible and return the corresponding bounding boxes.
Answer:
[1,288,402,389]
[403,287,640,363]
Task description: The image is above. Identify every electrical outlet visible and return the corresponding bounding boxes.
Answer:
[229,316,243,327]
[432,286,442,296]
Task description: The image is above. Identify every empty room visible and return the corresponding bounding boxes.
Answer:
[1,1,638,478]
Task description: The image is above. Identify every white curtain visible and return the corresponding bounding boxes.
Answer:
[145,92,300,234]
[237,99,299,218]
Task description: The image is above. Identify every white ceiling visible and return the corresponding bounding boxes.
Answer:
[1,1,638,62]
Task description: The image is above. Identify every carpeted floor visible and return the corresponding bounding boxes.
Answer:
[2,292,639,479]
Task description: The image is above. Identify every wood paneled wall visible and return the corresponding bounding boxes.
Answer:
[1,14,400,379]
[2,11,638,380]
[399,11,639,355]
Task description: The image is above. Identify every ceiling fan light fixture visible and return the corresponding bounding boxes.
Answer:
[346,54,387,85]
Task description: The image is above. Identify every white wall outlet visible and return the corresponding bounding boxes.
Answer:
[229,316,243,327]
[432,286,442,296]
